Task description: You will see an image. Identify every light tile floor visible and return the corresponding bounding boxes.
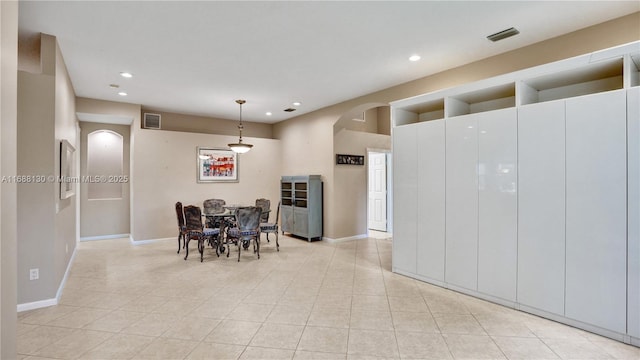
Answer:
[17,235,640,359]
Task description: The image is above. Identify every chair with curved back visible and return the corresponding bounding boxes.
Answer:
[227,206,262,262]
[203,198,226,227]
[255,198,271,223]
[183,205,220,262]
[175,202,189,254]
[260,201,280,251]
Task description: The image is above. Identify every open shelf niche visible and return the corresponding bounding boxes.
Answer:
[393,98,444,126]
[519,57,623,106]
[445,82,515,117]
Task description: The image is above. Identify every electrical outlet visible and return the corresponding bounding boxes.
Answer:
[29,268,39,280]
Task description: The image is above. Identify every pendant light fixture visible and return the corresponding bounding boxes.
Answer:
[228,99,253,154]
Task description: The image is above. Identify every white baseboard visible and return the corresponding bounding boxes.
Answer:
[17,298,58,312]
[323,234,368,243]
[129,237,174,245]
[56,245,78,301]
[80,233,130,241]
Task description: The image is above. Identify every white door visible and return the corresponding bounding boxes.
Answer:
[368,152,387,231]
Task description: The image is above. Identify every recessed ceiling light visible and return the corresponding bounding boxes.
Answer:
[266,112,272,116]
[120,72,133,78]
[292,102,301,106]
[118,92,127,96]
[109,84,119,88]
[409,55,421,62]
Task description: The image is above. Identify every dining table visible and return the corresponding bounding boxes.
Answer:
[203,206,271,253]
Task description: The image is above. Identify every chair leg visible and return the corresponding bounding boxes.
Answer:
[257,236,260,259]
[237,240,241,262]
[177,233,182,254]
[198,239,204,262]
[184,235,190,260]
[266,233,270,242]
[276,231,279,251]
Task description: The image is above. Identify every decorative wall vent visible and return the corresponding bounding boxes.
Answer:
[487,27,520,42]
[143,113,161,129]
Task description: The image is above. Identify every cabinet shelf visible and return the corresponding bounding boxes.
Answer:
[394,99,445,126]
[520,58,623,105]
[446,83,516,117]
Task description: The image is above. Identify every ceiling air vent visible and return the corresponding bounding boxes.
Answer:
[487,27,520,42]
[284,108,296,112]
[143,113,161,129]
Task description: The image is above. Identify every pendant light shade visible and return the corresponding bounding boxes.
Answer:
[228,99,253,153]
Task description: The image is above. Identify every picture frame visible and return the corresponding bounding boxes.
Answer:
[197,147,238,182]
[60,139,76,199]
[336,154,364,165]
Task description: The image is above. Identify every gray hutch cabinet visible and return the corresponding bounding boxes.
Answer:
[281,175,323,241]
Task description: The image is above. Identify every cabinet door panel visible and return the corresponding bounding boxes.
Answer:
[416,120,446,281]
[445,115,478,290]
[517,100,566,315]
[393,125,418,274]
[293,207,309,238]
[477,108,518,301]
[628,87,640,338]
[565,90,627,333]
[281,206,293,233]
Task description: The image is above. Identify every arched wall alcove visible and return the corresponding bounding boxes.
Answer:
[79,122,131,240]
[87,130,124,200]
[331,102,392,240]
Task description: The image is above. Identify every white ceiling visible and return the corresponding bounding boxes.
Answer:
[18,1,639,124]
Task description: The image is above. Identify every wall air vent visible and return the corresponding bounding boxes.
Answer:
[284,108,296,112]
[143,113,161,129]
[487,27,520,42]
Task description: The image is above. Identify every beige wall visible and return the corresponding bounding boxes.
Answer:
[130,127,282,241]
[333,129,391,239]
[53,38,77,294]
[16,33,77,305]
[274,11,640,240]
[79,122,131,238]
[141,108,274,139]
[1,1,19,357]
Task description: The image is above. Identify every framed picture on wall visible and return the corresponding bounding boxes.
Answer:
[336,154,364,165]
[60,139,76,199]
[197,147,238,182]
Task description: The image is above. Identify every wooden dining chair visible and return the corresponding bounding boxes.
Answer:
[227,206,262,262]
[183,205,220,262]
[175,202,189,254]
[203,198,226,228]
[260,201,280,251]
[255,198,270,223]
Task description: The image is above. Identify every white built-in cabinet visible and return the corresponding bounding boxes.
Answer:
[416,120,445,282]
[477,108,518,302]
[445,115,479,291]
[392,125,417,274]
[628,86,640,341]
[391,41,640,345]
[565,90,627,334]
[517,100,566,316]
